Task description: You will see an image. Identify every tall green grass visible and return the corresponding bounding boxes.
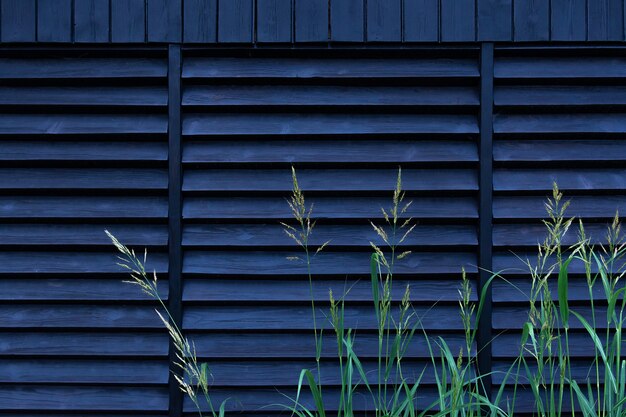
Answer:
[107,172,626,417]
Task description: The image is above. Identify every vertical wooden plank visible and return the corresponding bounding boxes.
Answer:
[367,0,401,41]
[184,0,217,42]
[111,0,146,42]
[147,0,182,42]
[257,0,292,42]
[37,0,72,42]
[514,0,549,41]
[331,0,364,41]
[588,0,624,40]
[551,0,586,40]
[478,42,494,399]
[168,43,184,417]
[441,0,475,41]
[74,0,110,43]
[478,0,512,40]
[295,0,328,42]
[1,0,36,42]
[218,0,254,42]
[403,0,439,42]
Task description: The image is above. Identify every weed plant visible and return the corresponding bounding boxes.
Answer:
[107,172,626,417]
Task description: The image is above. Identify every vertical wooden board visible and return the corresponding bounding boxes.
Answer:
[331,0,364,41]
[403,0,439,42]
[551,0,586,40]
[514,0,549,40]
[74,0,110,42]
[111,0,146,42]
[477,0,512,40]
[147,0,182,42]
[184,0,217,42]
[37,0,72,42]
[257,0,292,42]
[1,0,36,42]
[218,0,254,42]
[588,0,624,40]
[367,0,401,41]
[295,0,328,42]
[441,0,475,41]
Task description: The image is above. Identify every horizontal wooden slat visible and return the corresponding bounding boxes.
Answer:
[495,57,626,79]
[0,141,168,161]
[184,278,476,302]
[184,169,478,191]
[493,332,624,358]
[183,251,476,275]
[493,196,626,219]
[494,139,626,162]
[493,223,610,246]
[184,305,468,330]
[0,305,164,328]
[184,196,478,219]
[492,253,596,274]
[183,113,479,136]
[0,224,168,246]
[183,224,477,247]
[492,277,605,302]
[183,359,431,386]
[0,59,167,79]
[0,86,167,106]
[494,113,626,134]
[182,85,479,106]
[0,359,168,384]
[0,114,168,135]
[494,169,626,191]
[183,58,479,78]
[0,386,168,411]
[0,196,168,218]
[189,332,472,358]
[0,168,167,190]
[0,252,167,274]
[0,279,168,301]
[495,85,626,106]
[0,332,168,356]
[184,139,478,163]
[493,305,608,329]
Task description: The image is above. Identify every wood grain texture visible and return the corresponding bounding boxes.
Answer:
[403,0,439,41]
[37,0,72,42]
[184,0,217,42]
[331,0,364,41]
[295,0,328,41]
[514,0,549,41]
[367,0,401,41]
[111,0,146,42]
[257,0,292,42]
[147,0,182,42]
[478,0,512,40]
[551,0,586,40]
[441,0,475,41]
[74,0,110,42]
[218,0,254,42]
[1,0,36,42]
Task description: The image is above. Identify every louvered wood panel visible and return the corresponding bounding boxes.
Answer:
[491,47,626,395]
[180,49,480,413]
[0,50,170,415]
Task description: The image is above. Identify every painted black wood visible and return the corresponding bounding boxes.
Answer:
[478,42,493,396]
[1,0,626,43]
[168,44,184,417]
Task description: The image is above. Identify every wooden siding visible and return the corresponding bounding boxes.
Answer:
[1,44,626,416]
[0,0,625,43]
[0,49,171,414]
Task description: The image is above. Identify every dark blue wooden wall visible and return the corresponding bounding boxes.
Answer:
[1,43,626,415]
[1,0,626,43]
